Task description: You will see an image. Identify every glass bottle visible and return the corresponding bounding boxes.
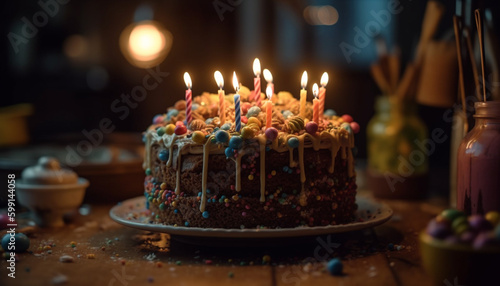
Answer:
[457,101,500,214]
[366,96,429,199]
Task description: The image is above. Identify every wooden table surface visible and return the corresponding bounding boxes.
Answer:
[1,191,448,286]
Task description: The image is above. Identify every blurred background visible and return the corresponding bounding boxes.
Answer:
[1,0,499,203]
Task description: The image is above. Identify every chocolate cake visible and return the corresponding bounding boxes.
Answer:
[143,87,358,229]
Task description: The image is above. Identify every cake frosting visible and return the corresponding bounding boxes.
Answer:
[143,86,358,228]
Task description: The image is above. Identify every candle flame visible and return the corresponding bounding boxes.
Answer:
[253,58,261,76]
[214,70,224,89]
[301,71,308,89]
[263,69,273,83]
[320,72,329,87]
[266,85,273,100]
[232,72,240,92]
[312,83,319,98]
[183,72,192,89]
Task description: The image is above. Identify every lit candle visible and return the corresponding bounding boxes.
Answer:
[214,71,225,125]
[232,72,241,132]
[263,69,274,101]
[253,58,261,107]
[266,85,273,129]
[319,72,329,120]
[183,72,192,125]
[299,71,308,118]
[312,83,319,123]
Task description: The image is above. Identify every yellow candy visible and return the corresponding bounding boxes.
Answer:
[232,195,239,201]
[165,124,176,135]
[486,211,500,226]
[247,117,261,128]
[247,123,261,132]
[160,183,167,190]
[192,131,206,144]
[241,126,255,139]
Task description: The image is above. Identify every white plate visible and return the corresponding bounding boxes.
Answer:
[109,196,392,239]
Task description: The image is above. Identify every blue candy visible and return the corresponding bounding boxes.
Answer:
[221,123,231,131]
[215,130,229,143]
[166,109,179,119]
[327,258,343,276]
[282,110,293,119]
[229,136,243,149]
[246,106,261,118]
[158,150,169,161]
[192,103,200,111]
[202,211,210,218]
[225,147,234,158]
[2,233,30,253]
[287,137,299,148]
[324,109,337,117]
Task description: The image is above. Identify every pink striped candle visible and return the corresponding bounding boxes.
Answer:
[312,83,319,123]
[183,72,192,125]
[319,72,329,120]
[253,58,261,107]
[214,71,225,124]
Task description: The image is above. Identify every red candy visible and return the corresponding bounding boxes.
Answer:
[341,114,353,123]
[241,102,252,115]
[175,121,185,126]
[350,122,360,134]
[241,116,248,124]
[174,125,187,135]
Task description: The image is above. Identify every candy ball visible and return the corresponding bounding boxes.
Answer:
[215,130,230,143]
[174,125,187,135]
[225,147,234,158]
[158,150,169,161]
[153,114,164,124]
[156,127,166,136]
[247,117,262,128]
[287,137,300,148]
[1,233,30,253]
[166,109,179,119]
[221,123,231,131]
[441,209,465,222]
[341,114,353,123]
[473,232,497,249]
[241,127,255,139]
[241,116,248,124]
[165,124,176,135]
[341,122,352,133]
[282,110,293,119]
[241,102,252,115]
[192,131,206,144]
[305,122,318,134]
[229,136,243,149]
[426,219,451,239]
[246,106,261,118]
[468,215,493,232]
[202,211,210,219]
[324,109,337,117]
[350,122,360,134]
[205,118,213,125]
[326,258,343,276]
[485,211,500,226]
[192,103,200,111]
[265,127,278,141]
[176,121,184,126]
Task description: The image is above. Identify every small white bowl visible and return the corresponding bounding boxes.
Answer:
[17,178,89,227]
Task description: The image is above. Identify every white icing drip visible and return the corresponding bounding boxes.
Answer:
[143,131,153,170]
[199,136,213,212]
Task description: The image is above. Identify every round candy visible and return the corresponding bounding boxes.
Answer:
[175,121,184,126]
[192,103,200,111]
[174,125,187,135]
[221,123,231,131]
[241,116,248,124]
[241,102,252,115]
[326,258,343,276]
[241,127,255,139]
[166,109,179,119]
[1,233,30,253]
[305,122,318,134]
[215,130,229,143]
[202,211,210,219]
[153,114,164,124]
[485,211,500,226]
[165,124,176,135]
[265,127,278,141]
[246,106,261,118]
[287,137,299,148]
[192,131,206,144]
[451,215,469,231]
[341,122,352,133]
[205,118,213,125]
[156,127,166,136]
[468,215,493,232]
[225,147,234,158]
[440,209,465,222]
[247,117,261,128]
[350,122,360,134]
[324,109,337,117]
[158,150,169,161]
[426,219,451,239]
[229,136,243,149]
[282,110,293,119]
[341,114,353,123]
[473,232,497,249]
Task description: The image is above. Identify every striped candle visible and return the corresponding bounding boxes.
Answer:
[319,72,329,120]
[232,72,241,132]
[183,72,192,125]
[214,71,225,124]
[253,58,261,107]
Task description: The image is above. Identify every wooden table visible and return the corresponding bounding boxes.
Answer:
[1,191,447,286]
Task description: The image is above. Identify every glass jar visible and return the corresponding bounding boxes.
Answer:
[457,101,500,215]
[366,96,429,199]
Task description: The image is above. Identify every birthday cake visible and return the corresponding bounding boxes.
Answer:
[143,84,359,229]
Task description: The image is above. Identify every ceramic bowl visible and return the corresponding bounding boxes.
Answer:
[17,178,89,227]
[419,232,500,285]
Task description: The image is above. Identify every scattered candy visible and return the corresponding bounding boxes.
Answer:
[327,258,343,276]
[59,255,74,263]
[202,211,210,219]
